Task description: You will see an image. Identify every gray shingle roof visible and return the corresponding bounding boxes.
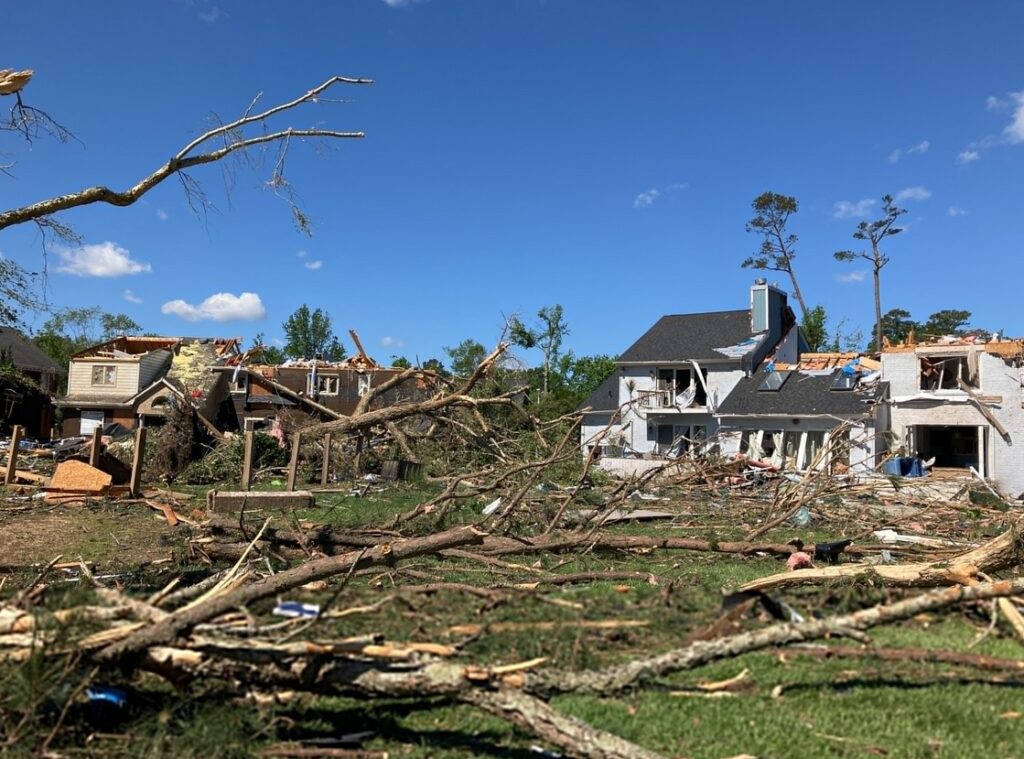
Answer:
[716,370,886,417]
[617,309,757,363]
[577,373,619,413]
[0,327,63,374]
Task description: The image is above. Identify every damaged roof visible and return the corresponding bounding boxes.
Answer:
[72,336,241,360]
[717,368,886,418]
[618,310,760,363]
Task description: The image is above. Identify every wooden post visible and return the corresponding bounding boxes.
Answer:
[320,432,332,486]
[89,426,103,467]
[286,432,301,492]
[129,426,147,497]
[4,425,23,486]
[241,426,255,491]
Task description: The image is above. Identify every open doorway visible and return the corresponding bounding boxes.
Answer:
[914,425,981,470]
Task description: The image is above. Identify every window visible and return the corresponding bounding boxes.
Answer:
[920,355,978,390]
[307,374,339,396]
[758,370,791,391]
[357,374,371,397]
[230,371,248,394]
[830,372,858,391]
[91,365,117,386]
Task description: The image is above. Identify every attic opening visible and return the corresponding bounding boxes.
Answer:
[919,355,978,390]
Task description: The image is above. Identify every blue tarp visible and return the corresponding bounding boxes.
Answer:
[883,457,926,478]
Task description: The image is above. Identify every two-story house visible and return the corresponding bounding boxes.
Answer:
[0,326,63,439]
[882,335,1024,496]
[581,280,799,462]
[55,336,241,437]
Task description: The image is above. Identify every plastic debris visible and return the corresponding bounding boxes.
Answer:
[481,497,502,515]
[272,601,321,619]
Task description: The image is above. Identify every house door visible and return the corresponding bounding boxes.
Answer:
[80,410,104,436]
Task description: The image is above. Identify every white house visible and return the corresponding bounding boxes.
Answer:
[580,281,798,462]
[882,337,1024,497]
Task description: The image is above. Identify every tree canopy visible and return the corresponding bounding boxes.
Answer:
[282,305,345,361]
[743,192,809,316]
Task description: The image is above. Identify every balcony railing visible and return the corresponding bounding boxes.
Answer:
[636,383,700,410]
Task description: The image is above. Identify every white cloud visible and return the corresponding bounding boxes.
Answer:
[836,270,867,284]
[832,199,875,219]
[987,95,1006,111]
[888,140,929,163]
[156,208,168,221]
[161,292,266,322]
[380,336,404,348]
[122,289,143,304]
[1002,90,1024,144]
[948,206,968,217]
[56,241,152,277]
[633,182,688,209]
[197,3,225,23]
[296,249,308,258]
[895,186,932,202]
[633,189,659,208]
[958,149,980,164]
[380,0,421,6]
[303,259,323,271]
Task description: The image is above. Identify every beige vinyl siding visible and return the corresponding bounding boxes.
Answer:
[67,360,141,397]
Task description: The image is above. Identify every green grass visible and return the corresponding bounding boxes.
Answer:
[3,483,1024,758]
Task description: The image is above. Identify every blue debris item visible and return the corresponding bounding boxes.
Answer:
[791,505,812,527]
[841,358,860,376]
[764,362,776,374]
[86,685,127,708]
[273,601,321,619]
[882,457,925,478]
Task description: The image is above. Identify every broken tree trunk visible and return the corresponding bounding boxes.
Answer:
[737,515,1024,594]
[96,525,485,662]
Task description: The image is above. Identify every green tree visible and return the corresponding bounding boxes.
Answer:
[561,353,617,401]
[251,332,286,364]
[835,195,907,354]
[421,358,448,377]
[801,305,829,352]
[921,309,972,338]
[100,312,142,339]
[444,339,487,379]
[743,192,808,317]
[0,259,42,327]
[391,356,412,369]
[282,305,345,360]
[509,304,569,395]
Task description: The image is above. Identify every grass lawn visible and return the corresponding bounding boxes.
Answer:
[2,480,1023,758]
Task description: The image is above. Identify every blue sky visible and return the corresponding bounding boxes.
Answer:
[3,1,1024,366]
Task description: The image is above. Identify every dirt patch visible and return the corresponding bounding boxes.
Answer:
[0,499,183,569]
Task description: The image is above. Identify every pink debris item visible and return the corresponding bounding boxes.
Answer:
[786,551,815,571]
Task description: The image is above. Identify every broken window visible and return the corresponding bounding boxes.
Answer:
[357,373,371,397]
[655,367,708,407]
[830,372,858,391]
[758,370,791,391]
[230,372,248,394]
[307,374,339,396]
[91,365,117,386]
[919,355,978,390]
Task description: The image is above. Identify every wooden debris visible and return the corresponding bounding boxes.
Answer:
[48,460,112,494]
[207,489,315,514]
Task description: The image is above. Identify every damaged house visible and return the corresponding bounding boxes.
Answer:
[55,337,241,437]
[581,281,800,467]
[715,353,889,474]
[882,335,1024,496]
